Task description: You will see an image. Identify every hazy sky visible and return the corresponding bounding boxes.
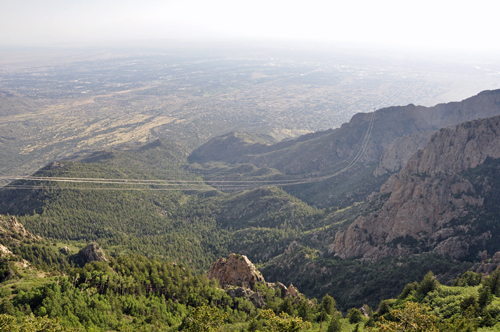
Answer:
[1,0,499,52]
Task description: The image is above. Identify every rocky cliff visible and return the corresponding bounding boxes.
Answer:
[374,90,500,175]
[0,215,39,269]
[374,130,435,176]
[333,115,500,261]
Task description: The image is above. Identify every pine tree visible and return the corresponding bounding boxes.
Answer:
[279,297,294,316]
[347,308,362,324]
[321,294,336,316]
[478,286,493,308]
[326,313,341,332]
[296,298,311,322]
[417,271,438,297]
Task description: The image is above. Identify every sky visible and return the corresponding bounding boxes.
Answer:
[1,0,499,52]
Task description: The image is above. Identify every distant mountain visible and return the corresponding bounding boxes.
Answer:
[191,90,500,176]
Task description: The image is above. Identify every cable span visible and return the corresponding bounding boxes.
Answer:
[1,111,376,191]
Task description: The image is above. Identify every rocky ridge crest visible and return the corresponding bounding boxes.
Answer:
[374,90,500,176]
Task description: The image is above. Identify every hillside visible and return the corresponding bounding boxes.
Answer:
[4,91,500,316]
[0,223,311,331]
[1,134,469,311]
[257,113,500,310]
[0,136,479,312]
[0,138,331,273]
[0,90,40,117]
[0,139,224,270]
[2,216,500,330]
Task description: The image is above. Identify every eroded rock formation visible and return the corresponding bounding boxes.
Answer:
[207,253,264,289]
[208,254,301,308]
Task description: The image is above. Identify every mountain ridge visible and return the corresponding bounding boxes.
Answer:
[191,89,500,176]
[333,114,500,261]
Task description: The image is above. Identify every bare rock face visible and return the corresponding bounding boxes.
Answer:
[0,244,13,257]
[271,282,300,298]
[275,282,288,296]
[374,90,500,177]
[207,253,264,289]
[333,115,500,261]
[374,130,435,176]
[360,304,372,318]
[76,243,108,263]
[9,216,28,237]
[286,284,299,297]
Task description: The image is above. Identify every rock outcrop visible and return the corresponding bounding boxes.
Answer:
[272,282,300,298]
[59,246,71,255]
[226,287,265,308]
[0,215,38,269]
[208,254,301,308]
[333,115,500,261]
[285,283,299,297]
[74,243,108,264]
[0,244,13,257]
[0,215,39,241]
[207,253,264,289]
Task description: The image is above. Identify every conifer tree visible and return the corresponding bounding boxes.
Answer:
[326,313,342,332]
[416,271,438,297]
[320,294,336,316]
[296,298,311,322]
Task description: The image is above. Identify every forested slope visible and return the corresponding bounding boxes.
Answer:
[0,139,328,273]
